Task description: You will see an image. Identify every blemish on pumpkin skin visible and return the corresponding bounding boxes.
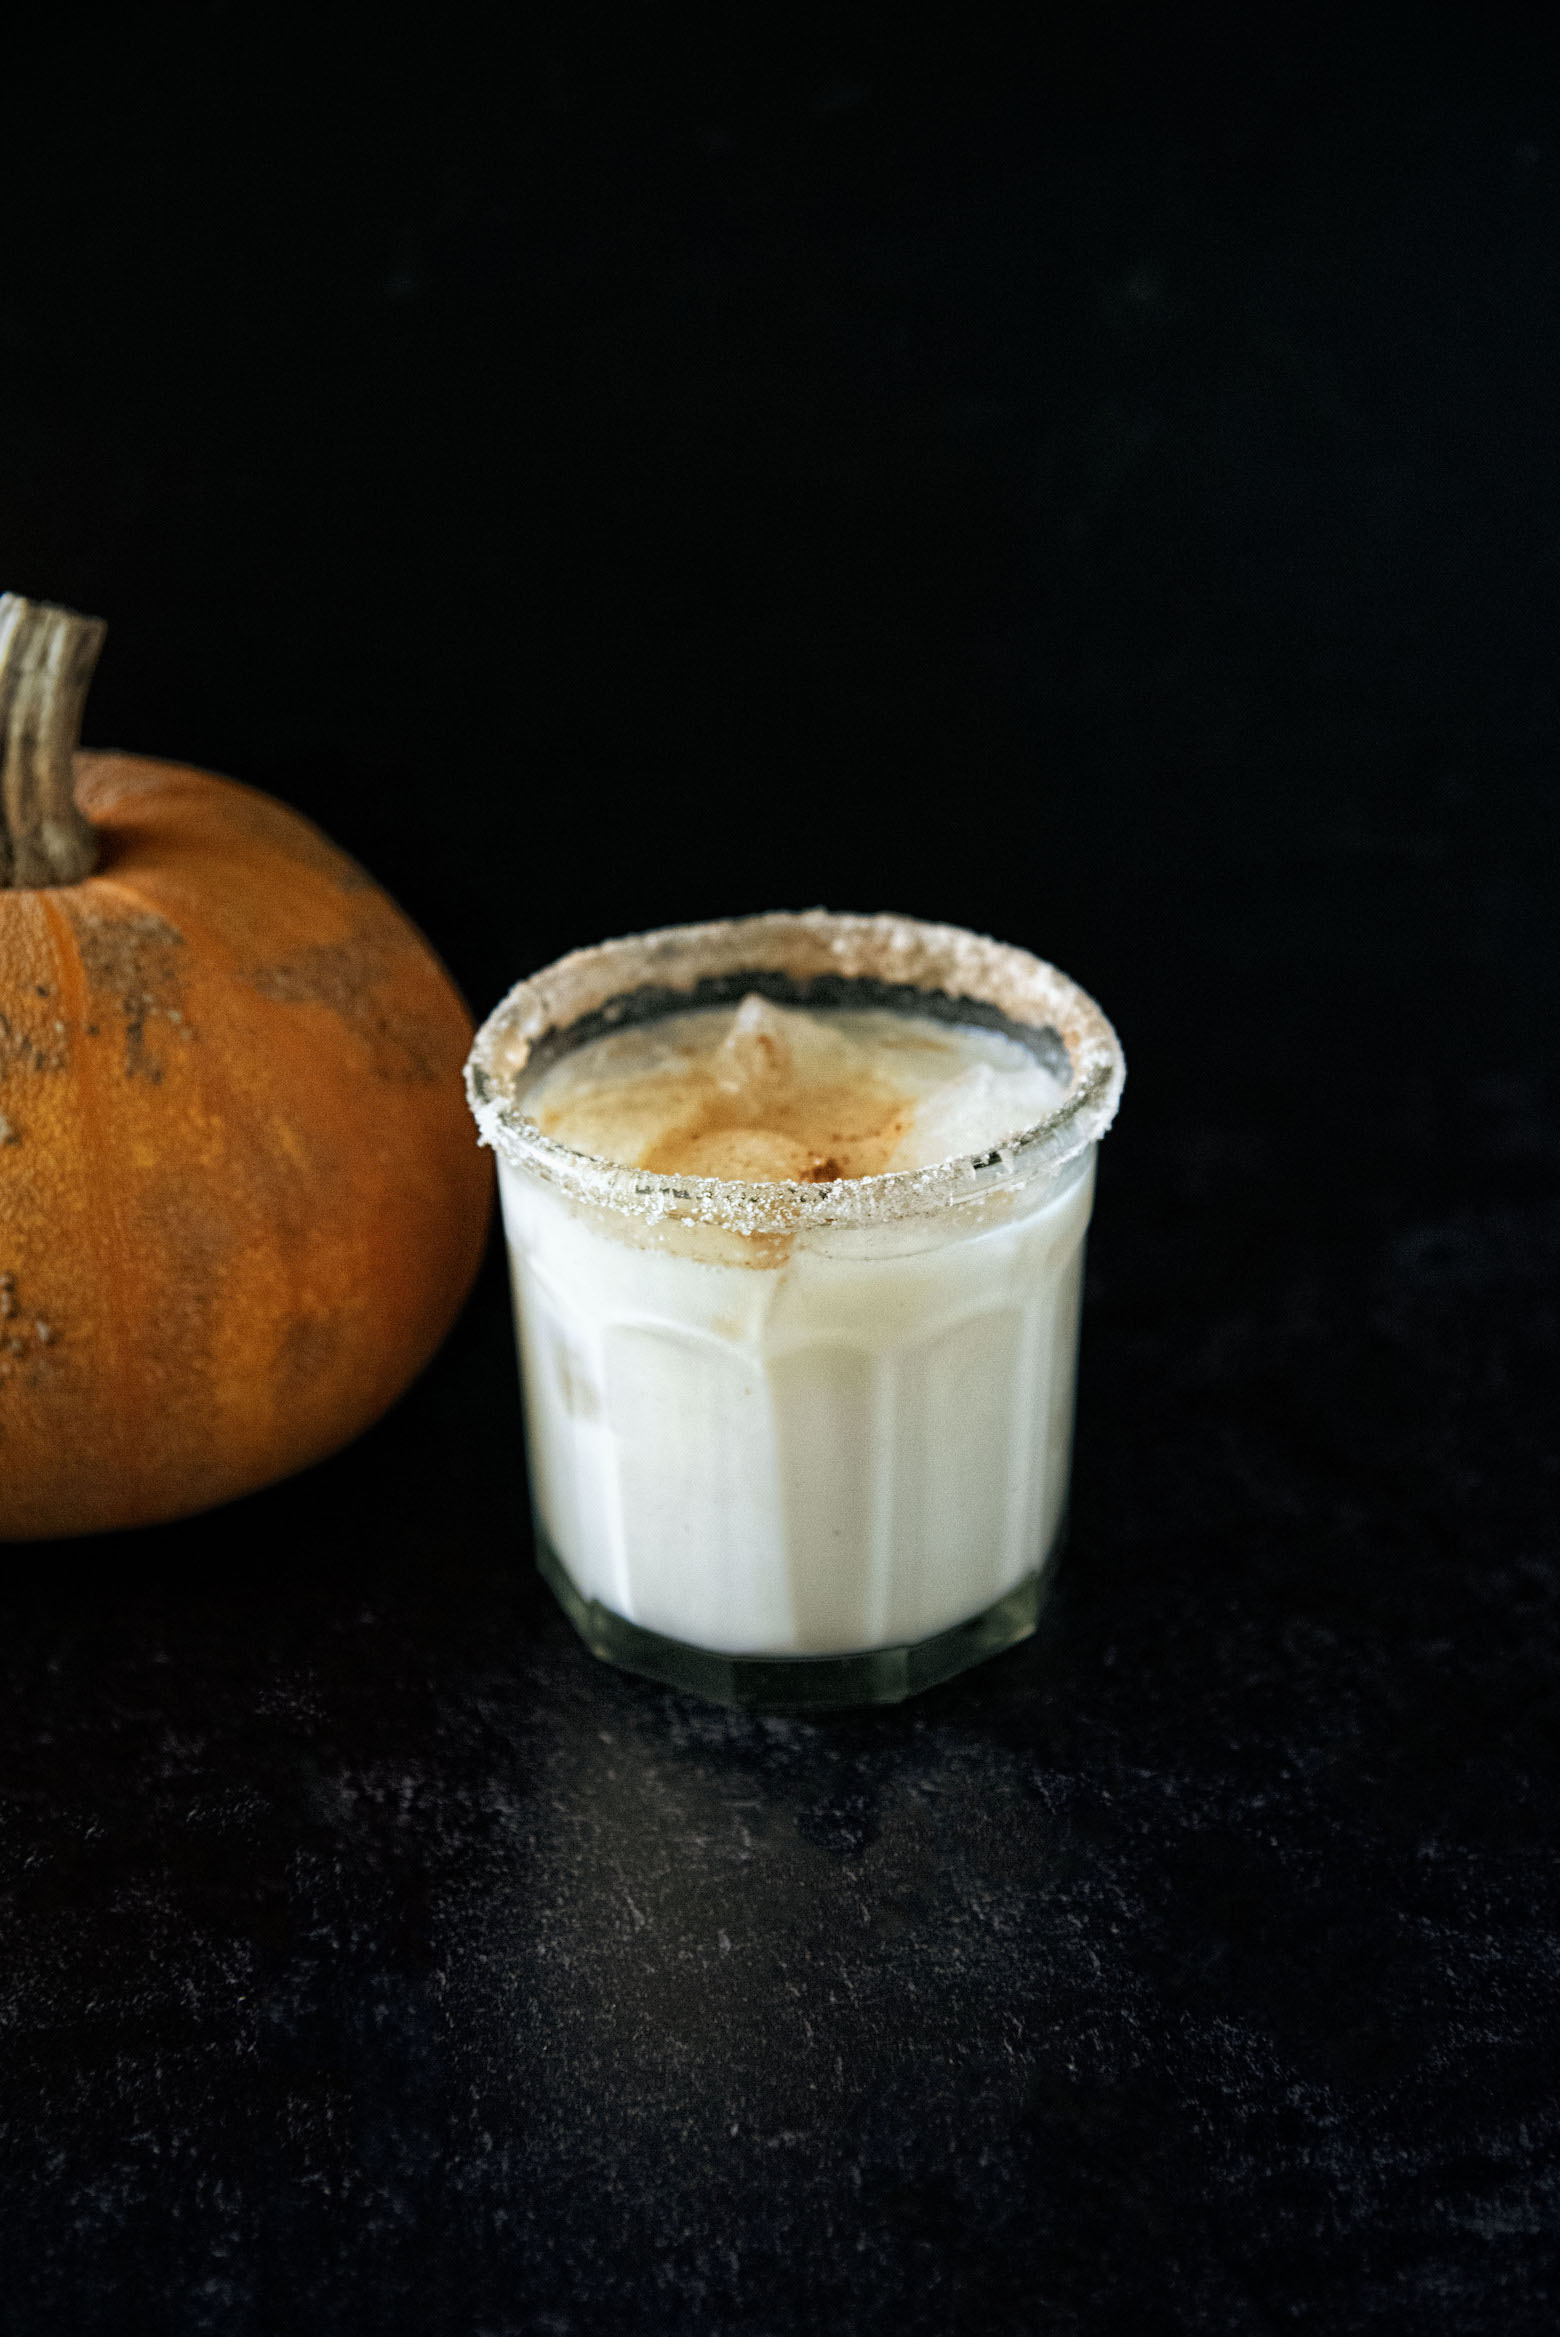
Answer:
[61,905,188,1082]
[245,928,445,1083]
[0,1008,68,1077]
[0,1273,61,1391]
[0,1110,17,1145]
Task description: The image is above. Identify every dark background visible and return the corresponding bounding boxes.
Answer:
[3,5,1558,2330]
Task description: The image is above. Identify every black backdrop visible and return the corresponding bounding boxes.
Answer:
[3,7,1559,2332]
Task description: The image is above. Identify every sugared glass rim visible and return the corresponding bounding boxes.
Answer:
[464,909,1125,1236]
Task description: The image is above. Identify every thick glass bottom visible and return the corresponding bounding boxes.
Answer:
[534,1531,1053,1710]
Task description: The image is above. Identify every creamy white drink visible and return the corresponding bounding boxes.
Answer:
[466,912,1124,1703]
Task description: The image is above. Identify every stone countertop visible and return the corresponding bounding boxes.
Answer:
[1,1054,1554,2331]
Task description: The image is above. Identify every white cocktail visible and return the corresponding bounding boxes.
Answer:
[465,911,1124,1707]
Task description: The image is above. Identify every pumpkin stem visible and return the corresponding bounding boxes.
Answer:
[0,594,106,888]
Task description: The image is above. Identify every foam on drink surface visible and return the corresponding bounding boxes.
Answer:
[523,994,1067,1180]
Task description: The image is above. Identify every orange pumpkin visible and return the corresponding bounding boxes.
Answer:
[0,594,492,1538]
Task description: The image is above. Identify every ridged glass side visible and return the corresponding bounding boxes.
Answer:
[510,1228,1090,1704]
[535,1528,1056,1711]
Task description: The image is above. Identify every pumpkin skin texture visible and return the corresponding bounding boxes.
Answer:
[0,751,493,1538]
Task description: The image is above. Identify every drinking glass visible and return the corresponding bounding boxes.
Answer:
[465,910,1124,1709]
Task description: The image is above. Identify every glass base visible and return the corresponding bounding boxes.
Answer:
[534,1531,1053,1711]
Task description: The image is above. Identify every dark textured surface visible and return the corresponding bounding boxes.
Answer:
[3,7,1559,2330]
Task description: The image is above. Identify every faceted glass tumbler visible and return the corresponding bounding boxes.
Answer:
[465,910,1124,1711]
